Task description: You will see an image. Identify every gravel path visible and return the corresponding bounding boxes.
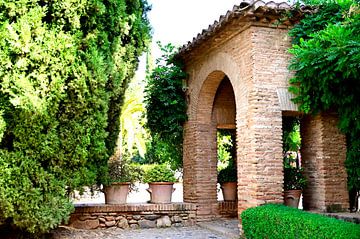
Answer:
[51,226,232,239]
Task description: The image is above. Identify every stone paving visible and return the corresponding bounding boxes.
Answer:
[51,225,235,239]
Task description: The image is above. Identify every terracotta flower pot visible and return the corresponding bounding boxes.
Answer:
[104,182,130,204]
[146,182,175,203]
[284,189,302,208]
[220,182,237,201]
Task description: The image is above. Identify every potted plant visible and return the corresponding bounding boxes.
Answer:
[218,161,237,201]
[143,164,176,203]
[103,159,143,204]
[283,165,307,208]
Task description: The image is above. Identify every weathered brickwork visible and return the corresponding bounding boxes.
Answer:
[68,203,196,230]
[301,113,349,212]
[180,7,349,222]
[182,24,291,219]
[218,201,238,218]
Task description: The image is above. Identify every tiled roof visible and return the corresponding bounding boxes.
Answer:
[177,0,310,59]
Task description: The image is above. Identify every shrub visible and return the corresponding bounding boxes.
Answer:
[241,204,360,239]
[142,164,176,183]
[0,0,150,234]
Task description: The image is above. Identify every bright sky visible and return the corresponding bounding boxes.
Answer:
[136,0,242,79]
[147,0,242,47]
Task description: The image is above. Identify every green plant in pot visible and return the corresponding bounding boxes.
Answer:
[143,164,176,203]
[218,161,237,201]
[283,162,307,208]
[104,159,143,204]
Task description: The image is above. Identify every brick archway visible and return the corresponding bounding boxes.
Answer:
[179,2,349,223]
[183,51,250,220]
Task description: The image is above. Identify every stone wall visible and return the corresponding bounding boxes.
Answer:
[68,203,196,230]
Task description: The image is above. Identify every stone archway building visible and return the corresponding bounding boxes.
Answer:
[176,1,349,221]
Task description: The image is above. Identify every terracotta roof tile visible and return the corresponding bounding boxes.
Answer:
[177,0,311,59]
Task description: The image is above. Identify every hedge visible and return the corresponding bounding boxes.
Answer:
[241,204,360,239]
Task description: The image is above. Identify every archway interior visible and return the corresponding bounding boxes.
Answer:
[212,77,238,207]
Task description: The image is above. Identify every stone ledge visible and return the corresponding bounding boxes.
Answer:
[74,202,196,213]
[68,203,197,230]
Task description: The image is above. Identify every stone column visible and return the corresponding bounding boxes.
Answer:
[301,112,349,212]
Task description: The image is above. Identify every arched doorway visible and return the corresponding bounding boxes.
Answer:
[183,71,239,220]
[213,77,238,218]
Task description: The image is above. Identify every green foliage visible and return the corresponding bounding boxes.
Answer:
[142,164,176,183]
[106,160,143,192]
[217,129,234,168]
[118,77,148,159]
[217,129,237,183]
[282,117,306,190]
[284,167,308,190]
[241,204,360,239]
[145,134,182,169]
[0,0,150,234]
[217,162,237,183]
[282,117,301,153]
[289,0,360,191]
[145,42,187,169]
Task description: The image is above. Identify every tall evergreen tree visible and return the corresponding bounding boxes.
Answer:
[0,0,151,234]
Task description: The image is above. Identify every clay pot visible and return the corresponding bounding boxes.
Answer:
[104,182,130,204]
[221,182,237,201]
[284,189,302,208]
[146,182,175,203]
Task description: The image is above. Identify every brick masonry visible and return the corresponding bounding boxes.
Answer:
[68,203,197,230]
[180,12,349,221]
[301,113,349,212]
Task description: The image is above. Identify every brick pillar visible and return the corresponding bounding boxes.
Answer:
[301,113,349,212]
[236,90,284,215]
[183,120,218,220]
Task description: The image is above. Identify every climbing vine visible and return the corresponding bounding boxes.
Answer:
[289,0,360,195]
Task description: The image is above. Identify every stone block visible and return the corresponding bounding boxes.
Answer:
[70,219,99,229]
[117,218,129,229]
[105,216,115,221]
[128,219,138,224]
[138,219,156,228]
[144,214,161,220]
[105,221,116,227]
[172,215,182,223]
[130,224,139,229]
[156,216,171,228]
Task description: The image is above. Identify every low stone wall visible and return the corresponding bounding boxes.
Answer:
[68,203,197,229]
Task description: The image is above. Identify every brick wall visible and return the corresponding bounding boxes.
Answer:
[183,25,290,219]
[301,113,349,212]
[182,18,349,221]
